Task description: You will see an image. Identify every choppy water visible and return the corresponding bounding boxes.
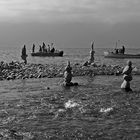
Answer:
[0,76,140,139]
[0,46,140,139]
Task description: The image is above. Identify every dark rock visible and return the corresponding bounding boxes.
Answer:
[83,61,89,66]
[62,82,78,87]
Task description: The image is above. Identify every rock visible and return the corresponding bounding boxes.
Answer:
[121,80,132,92]
[115,70,121,76]
[0,60,138,81]
[121,60,133,92]
[65,100,79,109]
[7,76,12,80]
[74,63,80,66]
[62,81,78,87]
[62,61,79,87]
[83,61,89,66]
[37,73,42,78]
[89,41,95,63]
[102,64,106,67]
[64,61,72,83]
[133,67,138,72]
[29,74,34,78]
[123,74,132,81]
[91,62,97,67]
[64,71,72,83]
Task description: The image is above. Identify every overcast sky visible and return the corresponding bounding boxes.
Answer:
[0,0,140,48]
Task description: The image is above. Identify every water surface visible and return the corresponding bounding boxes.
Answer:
[0,76,140,139]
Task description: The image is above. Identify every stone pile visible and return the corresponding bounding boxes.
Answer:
[63,61,78,86]
[88,41,95,64]
[21,45,28,64]
[83,41,95,66]
[0,61,64,81]
[0,61,139,81]
[121,60,133,92]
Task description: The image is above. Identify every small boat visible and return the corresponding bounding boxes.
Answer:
[104,51,140,59]
[31,50,63,57]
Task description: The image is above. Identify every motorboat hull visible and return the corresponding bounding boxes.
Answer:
[31,51,63,57]
[104,51,140,59]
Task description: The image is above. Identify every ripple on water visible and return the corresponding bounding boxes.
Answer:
[0,76,140,139]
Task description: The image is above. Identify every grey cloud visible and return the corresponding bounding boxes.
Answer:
[1,0,140,23]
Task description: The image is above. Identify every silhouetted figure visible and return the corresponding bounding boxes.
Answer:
[32,44,35,53]
[42,42,46,52]
[51,47,55,53]
[122,46,125,54]
[48,44,50,52]
[115,48,119,54]
[39,45,42,52]
[116,46,125,54]
[43,42,46,47]
[21,45,27,64]
[121,60,133,92]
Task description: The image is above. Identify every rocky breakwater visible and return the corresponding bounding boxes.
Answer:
[0,61,65,81]
[0,61,140,81]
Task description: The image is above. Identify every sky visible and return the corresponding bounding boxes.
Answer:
[0,0,140,48]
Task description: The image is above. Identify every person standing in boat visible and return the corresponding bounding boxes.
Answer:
[32,44,35,53]
[115,48,119,54]
[122,46,125,54]
[47,44,50,52]
[118,45,125,54]
[42,42,46,52]
[51,47,55,53]
[39,45,42,52]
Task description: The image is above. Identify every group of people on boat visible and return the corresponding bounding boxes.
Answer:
[32,42,56,53]
[114,46,125,54]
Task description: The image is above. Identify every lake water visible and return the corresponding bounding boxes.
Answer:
[0,46,140,139]
[0,76,140,139]
[0,46,140,68]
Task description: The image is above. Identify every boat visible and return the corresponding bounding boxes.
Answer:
[104,40,140,59]
[31,50,64,57]
[104,51,140,59]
